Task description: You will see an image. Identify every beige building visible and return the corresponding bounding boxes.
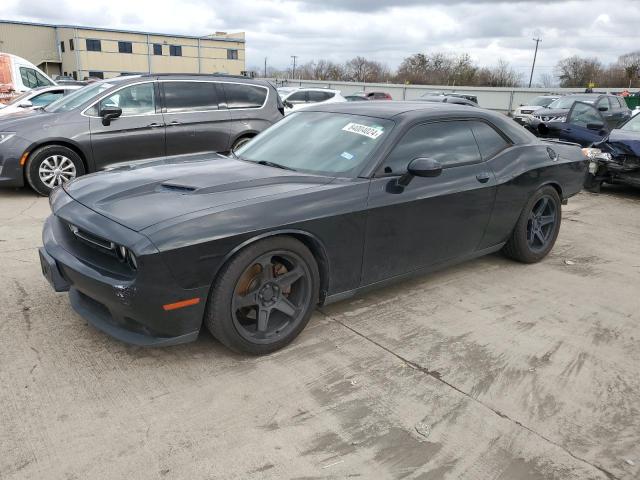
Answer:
[0,20,246,80]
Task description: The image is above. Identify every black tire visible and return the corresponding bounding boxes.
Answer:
[25,145,85,196]
[205,236,320,355]
[503,186,562,264]
[231,135,253,154]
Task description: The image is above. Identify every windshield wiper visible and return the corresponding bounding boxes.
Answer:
[256,160,297,172]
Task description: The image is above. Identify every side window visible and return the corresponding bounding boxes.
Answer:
[596,97,609,111]
[34,70,53,87]
[616,96,626,109]
[99,83,156,116]
[31,91,64,107]
[118,41,133,54]
[19,67,38,88]
[381,121,481,175]
[222,83,267,109]
[470,121,509,160]
[162,82,218,112]
[307,91,332,102]
[567,102,602,128]
[286,91,307,104]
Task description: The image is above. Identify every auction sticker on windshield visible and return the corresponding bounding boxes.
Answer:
[342,122,384,139]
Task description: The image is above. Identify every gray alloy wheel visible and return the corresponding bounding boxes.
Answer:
[38,155,77,189]
[503,185,562,263]
[205,236,320,355]
[231,136,252,154]
[26,145,85,196]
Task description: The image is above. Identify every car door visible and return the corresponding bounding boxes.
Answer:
[555,101,609,146]
[88,81,166,170]
[220,82,271,146]
[362,120,498,285]
[161,81,231,155]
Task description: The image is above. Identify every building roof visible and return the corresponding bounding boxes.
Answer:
[0,19,245,43]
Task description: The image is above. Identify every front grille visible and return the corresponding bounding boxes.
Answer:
[521,109,534,114]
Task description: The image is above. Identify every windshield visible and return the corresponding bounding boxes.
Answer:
[531,96,557,107]
[235,111,394,176]
[547,96,595,109]
[45,81,114,113]
[621,114,640,132]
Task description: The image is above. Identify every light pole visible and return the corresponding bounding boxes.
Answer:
[528,37,542,88]
[291,55,298,80]
[264,57,267,78]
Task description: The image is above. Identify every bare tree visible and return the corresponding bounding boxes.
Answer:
[618,51,640,88]
[555,56,603,87]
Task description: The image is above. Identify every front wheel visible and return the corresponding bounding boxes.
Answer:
[205,237,319,355]
[25,145,85,196]
[503,186,562,263]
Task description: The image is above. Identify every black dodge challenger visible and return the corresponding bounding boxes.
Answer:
[39,102,587,354]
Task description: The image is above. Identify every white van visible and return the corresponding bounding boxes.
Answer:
[0,53,56,104]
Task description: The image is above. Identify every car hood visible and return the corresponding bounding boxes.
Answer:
[604,128,640,157]
[64,154,334,232]
[0,108,57,129]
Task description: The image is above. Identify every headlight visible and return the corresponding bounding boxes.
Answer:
[115,244,138,270]
[581,148,612,161]
[0,132,16,144]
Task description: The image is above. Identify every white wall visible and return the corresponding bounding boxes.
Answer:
[274,78,639,114]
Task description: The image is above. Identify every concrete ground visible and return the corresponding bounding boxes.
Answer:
[0,185,639,480]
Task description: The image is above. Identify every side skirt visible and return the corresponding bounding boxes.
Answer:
[322,243,506,306]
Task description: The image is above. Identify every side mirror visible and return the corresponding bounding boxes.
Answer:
[587,122,605,131]
[283,100,293,109]
[397,157,443,186]
[18,100,33,108]
[100,106,122,126]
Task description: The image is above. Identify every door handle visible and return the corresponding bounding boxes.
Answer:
[148,122,163,128]
[476,172,491,183]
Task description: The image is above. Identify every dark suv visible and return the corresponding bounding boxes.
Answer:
[0,74,284,195]
[530,93,631,130]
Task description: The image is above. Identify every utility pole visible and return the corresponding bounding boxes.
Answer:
[264,57,267,78]
[528,37,541,88]
[291,55,298,80]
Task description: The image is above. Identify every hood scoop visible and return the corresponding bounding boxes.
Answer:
[160,183,197,193]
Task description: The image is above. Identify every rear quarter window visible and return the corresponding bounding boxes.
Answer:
[222,83,267,109]
[470,121,510,160]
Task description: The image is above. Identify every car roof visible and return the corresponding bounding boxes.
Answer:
[302,101,536,144]
[285,87,341,93]
[95,73,271,87]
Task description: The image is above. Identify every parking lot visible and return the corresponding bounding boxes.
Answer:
[0,186,639,480]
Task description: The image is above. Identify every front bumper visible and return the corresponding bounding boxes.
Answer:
[40,208,208,347]
[0,139,27,188]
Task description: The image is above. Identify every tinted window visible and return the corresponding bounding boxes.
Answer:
[153,44,162,55]
[99,83,156,116]
[382,121,481,174]
[227,49,238,60]
[163,82,218,112]
[470,121,509,160]
[19,67,53,88]
[596,97,609,111]
[567,102,602,128]
[86,39,101,52]
[88,71,104,79]
[60,41,65,53]
[31,91,64,107]
[70,39,74,51]
[222,83,267,109]
[118,41,133,54]
[286,91,306,103]
[615,96,626,109]
[169,45,182,56]
[308,91,333,102]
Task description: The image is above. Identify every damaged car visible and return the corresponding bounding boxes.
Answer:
[582,107,640,192]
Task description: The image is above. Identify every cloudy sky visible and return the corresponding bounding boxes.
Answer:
[3,0,640,80]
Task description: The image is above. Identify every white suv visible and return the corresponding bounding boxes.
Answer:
[512,95,560,125]
[280,88,347,115]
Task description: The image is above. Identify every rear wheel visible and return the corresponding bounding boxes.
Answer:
[26,145,85,196]
[231,136,253,154]
[503,186,562,263]
[205,237,319,355]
